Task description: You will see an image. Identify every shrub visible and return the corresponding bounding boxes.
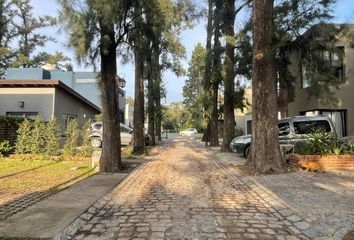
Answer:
[79,119,93,157]
[45,119,60,156]
[295,129,336,155]
[0,140,13,157]
[307,129,336,155]
[340,138,354,155]
[15,118,32,154]
[30,116,46,154]
[294,141,311,155]
[63,119,80,156]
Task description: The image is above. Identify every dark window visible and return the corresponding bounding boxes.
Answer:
[6,112,38,119]
[294,120,331,134]
[278,123,290,136]
[62,114,77,131]
[246,120,252,134]
[301,47,345,88]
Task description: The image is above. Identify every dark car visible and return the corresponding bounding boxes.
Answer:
[89,122,152,148]
[230,115,336,158]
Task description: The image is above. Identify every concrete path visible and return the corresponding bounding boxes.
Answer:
[58,138,314,240]
[0,173,127,239]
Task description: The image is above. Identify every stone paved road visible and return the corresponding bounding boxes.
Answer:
[58,138,313,240]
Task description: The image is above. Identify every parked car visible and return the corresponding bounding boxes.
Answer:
[230,115,336,158]
[89,122,152,148]
[179,128,198,136]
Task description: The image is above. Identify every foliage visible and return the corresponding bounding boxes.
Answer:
[63,119,80,157]
[237,0,338,104]
[162,102,194,132]
[182,43,206,132]
[94,114,102,122]
[0,0,16,78]
[294,129,336,155]
[58,0,140,170]
[80,119,93,157]
[30,116,46,154]
[299,25,348,105]
[338,137,354,155]
[45,119,60,156]
[0,140,12,157]
[15,118,32,154]
[0,0,71,69]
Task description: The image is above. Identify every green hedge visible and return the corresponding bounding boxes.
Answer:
[0,116,25,150]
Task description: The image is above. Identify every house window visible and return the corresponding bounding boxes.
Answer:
[301,47,345,88]
[327,47,345,81]
[6,112,38,119]
[62,114,77,131]
[301,63,311,88]
[246,120,252,135]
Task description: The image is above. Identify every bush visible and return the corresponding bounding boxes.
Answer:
[79,119,93,157]
[30,116,46,154]
[0,140,13,157]
[63,119,80,156]
[294,129,336,155]
[0,116,24,149]
[45,119,60,156]
[15,118,32,154]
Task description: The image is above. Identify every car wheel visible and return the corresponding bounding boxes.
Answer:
[90,137,102,148]
[244,145,250,159]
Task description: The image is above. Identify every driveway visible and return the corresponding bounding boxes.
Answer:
[58,137,318,240]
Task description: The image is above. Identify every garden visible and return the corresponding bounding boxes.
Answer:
[0,116,95,219]
[291,129,354,171]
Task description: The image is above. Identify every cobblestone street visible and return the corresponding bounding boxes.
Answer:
[58,137,318,240]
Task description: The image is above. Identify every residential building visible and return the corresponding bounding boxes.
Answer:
[0,67,126,130]
[5,67,126,121]
[124,98,134,128]
[0,80,100,131]
[235,24,354,138]
[288,24,354,137]
[234,88,252,135]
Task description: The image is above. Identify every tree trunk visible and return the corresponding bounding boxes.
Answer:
[204,0,213,95]
[202,0,213,145]
[250,0,285,174]
[209,82,219,146]
[222,0,236,152]
[155,61,162,142]
[209,0,222,147]
[99,24,122,172]
[132,3,145,154]
[147,60,156,146]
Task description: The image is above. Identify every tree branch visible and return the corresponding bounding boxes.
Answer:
[235,0,252,15]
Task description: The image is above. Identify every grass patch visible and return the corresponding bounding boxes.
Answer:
[0,156,95,207]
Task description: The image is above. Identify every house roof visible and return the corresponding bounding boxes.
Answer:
[0,80,101,113]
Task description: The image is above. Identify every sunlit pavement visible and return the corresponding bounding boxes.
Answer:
[58,137,317,240]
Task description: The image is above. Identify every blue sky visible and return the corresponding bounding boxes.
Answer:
[30,0,354,103]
